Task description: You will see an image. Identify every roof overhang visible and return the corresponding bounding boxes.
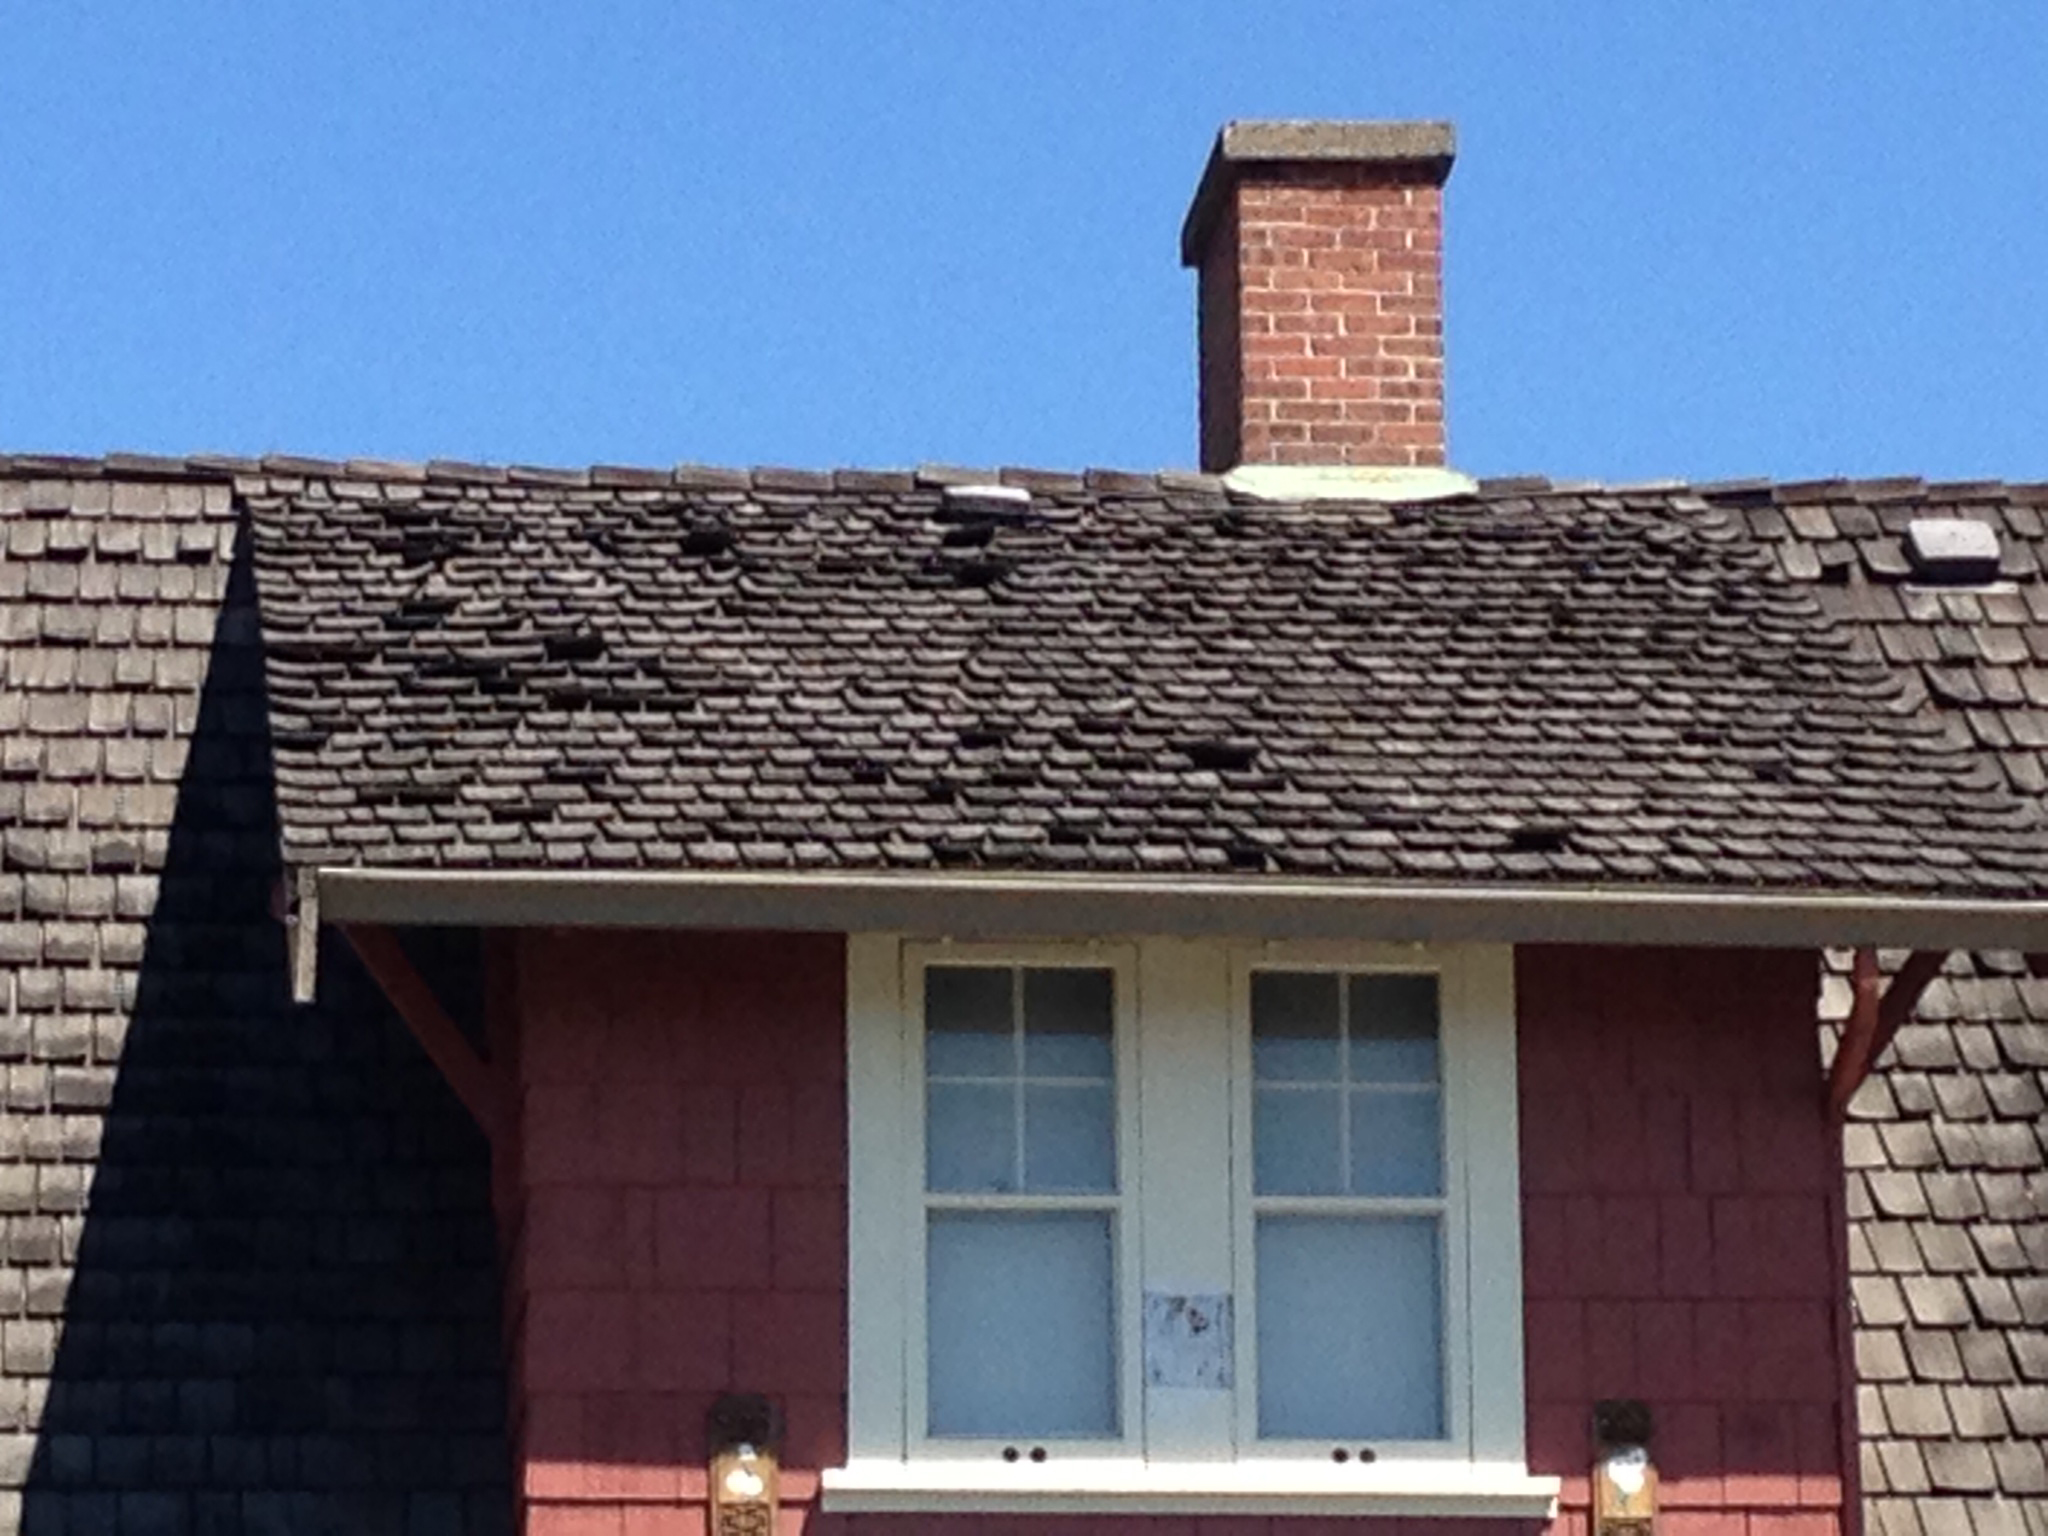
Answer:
[306,866,2048,951]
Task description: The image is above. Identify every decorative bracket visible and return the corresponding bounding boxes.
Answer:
[1825,947,1946,1120]
[338,922,505,1145]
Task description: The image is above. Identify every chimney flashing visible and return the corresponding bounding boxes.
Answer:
[1223,463,1477,505]
[1180,118,1457,267]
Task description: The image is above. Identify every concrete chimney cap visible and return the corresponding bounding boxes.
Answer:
[1180,118,1457,267]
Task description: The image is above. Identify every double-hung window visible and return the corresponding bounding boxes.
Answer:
[835,936,1552,1518]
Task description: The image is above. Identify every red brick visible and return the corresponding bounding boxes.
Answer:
[731,1291,845,1395]
[654,1187,771,1290]
[635,1292,731,1391]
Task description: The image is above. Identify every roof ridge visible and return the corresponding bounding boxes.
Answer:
[3,452,2046,507]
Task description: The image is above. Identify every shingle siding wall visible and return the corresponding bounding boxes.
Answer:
[509,932,1850,1536]
[0,480,512,1534]
[1520,946,1848,1536]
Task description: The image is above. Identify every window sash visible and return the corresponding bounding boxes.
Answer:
[1230,952,1474,1462]
[845,935,1526,1481]
[903,944,1144,1459]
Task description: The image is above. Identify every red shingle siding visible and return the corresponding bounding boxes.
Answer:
[507,935,1849,1536]
[1519,946,1849,1536]
[510,930,848,1536]
[1195,169,1447,470]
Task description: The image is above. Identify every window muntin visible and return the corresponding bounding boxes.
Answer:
[844,936,1535,1511]
[912,957,1138,1449]
[1248,969,1448,1443]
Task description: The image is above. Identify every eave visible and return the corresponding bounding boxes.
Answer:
[293,866,2048,1003]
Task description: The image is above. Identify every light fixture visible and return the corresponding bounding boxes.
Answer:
[708,1393,782,1536]
[1591,1399,1656,1536]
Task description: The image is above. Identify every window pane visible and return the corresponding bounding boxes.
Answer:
[1023,967,1114,1078]
[928,1211,1117,1438]
[1349,1088,1443,1197]
[1348,974,1440,1084]
[1024,1084,1115,1192]
[926,966,1015,1077]
[1252,971,1341,1082]
[1253,1086,1342,1195]
[927,1081,1015,1193]
[1255,1215,1444,1441]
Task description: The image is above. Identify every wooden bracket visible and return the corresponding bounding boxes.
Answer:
[1826,947,1946,1120]
[339,923,504,1145]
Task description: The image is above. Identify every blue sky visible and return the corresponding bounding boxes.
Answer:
[3,4,2044,482]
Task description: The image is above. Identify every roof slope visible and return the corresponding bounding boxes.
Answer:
[242,465,2048,898]
[1732,477,2048,1530]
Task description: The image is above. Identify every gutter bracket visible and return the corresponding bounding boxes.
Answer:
[289,866,321,1006]
[1826,947,1946,1120]
[338,922,504,1145]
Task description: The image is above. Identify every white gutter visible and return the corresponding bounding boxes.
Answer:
[310,867,2048,952]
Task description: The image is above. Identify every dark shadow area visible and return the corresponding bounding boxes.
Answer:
[24,529,512,1535]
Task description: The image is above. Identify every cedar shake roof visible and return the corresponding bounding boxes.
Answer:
[3,454,2046,1528]
[1748,483,2048,1530]
[222,461,2047,898]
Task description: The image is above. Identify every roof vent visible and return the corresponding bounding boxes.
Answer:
[942,483,1032,513]
[1905,518,2001,584]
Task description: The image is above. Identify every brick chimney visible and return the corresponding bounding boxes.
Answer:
[1181,120,1455,472]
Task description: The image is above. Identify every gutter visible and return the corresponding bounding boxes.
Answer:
[305,865,2048,952]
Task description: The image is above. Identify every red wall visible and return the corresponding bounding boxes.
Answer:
[505,933,1845,1536]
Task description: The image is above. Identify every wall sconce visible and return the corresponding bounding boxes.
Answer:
[708,1393,783,1536]
[1591,1399,1656,1536]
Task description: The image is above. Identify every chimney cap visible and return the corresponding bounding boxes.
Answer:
[1180,118,1457,267]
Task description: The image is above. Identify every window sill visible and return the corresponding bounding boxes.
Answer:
[821,1458,1561,1519]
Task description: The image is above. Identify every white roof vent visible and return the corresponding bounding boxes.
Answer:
[942,483,1033,513]
[1905,518,2001,584]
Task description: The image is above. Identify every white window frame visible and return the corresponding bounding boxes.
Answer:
[901,941,1144,1460]
[831,933,1556,1519]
